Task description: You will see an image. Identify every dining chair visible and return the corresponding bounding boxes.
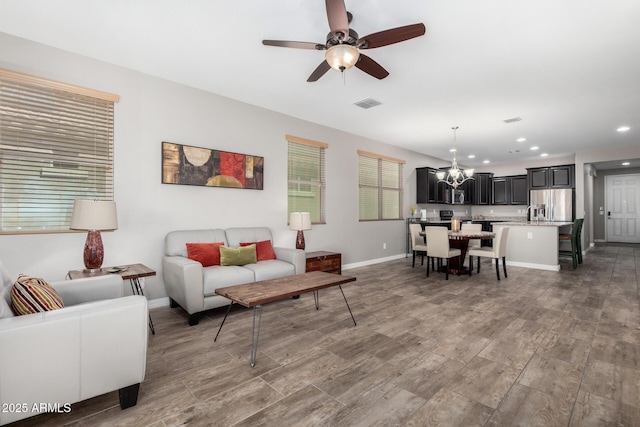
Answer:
[461,223,482,249]
[559,218,584,269]
[425,226,462,280]
[409,223,427,267]
[468,227,510,280]
[460,223,482,276]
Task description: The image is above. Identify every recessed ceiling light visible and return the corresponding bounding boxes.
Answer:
[617,126,630,132]
[530,146,539,150]
[449,148,457,153]
[622,161,631,166]
[540,153,549,157]
[483,160,490,164]
[517,137,526,142]
[468,154,475,159]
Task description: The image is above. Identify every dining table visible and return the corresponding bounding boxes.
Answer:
[420,229,496,275]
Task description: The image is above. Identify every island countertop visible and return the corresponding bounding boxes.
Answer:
[492,221,573,227]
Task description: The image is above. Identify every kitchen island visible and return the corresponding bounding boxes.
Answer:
[492,221,573,271]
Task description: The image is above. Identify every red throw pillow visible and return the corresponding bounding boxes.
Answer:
[240,240,276,261]
[186,242,225,267]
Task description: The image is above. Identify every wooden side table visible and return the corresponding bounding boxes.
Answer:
[68,263,156,335]
[305,251,341,275]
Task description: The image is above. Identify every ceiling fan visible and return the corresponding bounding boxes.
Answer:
[262,0,426,82]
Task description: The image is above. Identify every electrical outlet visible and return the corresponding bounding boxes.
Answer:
[383,243,387,250]
[527,232,533,239]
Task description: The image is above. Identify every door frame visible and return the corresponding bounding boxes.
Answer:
[605,173,640,243]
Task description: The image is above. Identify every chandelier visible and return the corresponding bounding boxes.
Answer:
[436,126,474,189]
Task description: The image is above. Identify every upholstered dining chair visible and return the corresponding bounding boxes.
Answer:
[559,218,584,269]
[425,226,462,280]
[461,223,482,249]
[409,223,428,267]
[468,226,510,280]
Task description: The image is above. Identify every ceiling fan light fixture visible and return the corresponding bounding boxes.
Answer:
[325,44,360,71]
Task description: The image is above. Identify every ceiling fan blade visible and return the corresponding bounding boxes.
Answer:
[307,61,332,82]
[325,0,349,41]
[355,54,390,80]
[357,23,426,49]
[262,40,326,50]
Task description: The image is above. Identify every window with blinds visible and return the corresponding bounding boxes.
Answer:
[287,135,326,224]
[358,150,404,221]
[0,69,118,234]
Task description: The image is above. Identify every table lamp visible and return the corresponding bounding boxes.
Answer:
[70,200,118,272]
[289,212,311,250]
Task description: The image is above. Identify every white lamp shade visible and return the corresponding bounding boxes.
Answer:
[70,200,118,231]
[325,44,360,71]
[465,169,474,177]
[289,212,312,231]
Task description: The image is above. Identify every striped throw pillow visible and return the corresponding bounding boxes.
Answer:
[10,274,64,315]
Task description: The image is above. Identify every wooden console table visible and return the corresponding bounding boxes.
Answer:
[306,251,341,274]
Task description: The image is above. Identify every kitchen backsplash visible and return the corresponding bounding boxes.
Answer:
[412,203,527,221]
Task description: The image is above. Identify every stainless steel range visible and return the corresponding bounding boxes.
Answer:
[439,210,454,221]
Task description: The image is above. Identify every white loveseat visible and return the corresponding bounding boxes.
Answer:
[0,261,148,426]
[163,227,305,325]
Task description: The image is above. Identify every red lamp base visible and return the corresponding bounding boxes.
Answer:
[295,230,306,250]
[83,230,104,272]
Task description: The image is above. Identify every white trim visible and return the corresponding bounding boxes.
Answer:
[148,297,170,310]
[343,253,406,270]
[503,260,560,272]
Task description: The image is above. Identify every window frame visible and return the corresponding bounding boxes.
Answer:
[286,134,327,225]
[0,68,119,235]
[358,150,405,221]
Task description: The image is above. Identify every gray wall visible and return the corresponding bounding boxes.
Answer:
[0,32,448,302]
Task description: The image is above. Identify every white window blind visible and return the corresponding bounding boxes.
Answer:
[0,69,118,234]
[358,150,404,221]
[287,135,327,224]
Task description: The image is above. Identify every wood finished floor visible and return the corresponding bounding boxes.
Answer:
[11,245,640,426]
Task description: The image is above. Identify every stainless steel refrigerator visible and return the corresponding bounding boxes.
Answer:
[529,189,574,222]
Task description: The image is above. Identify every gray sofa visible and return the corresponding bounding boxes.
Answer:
[163,227,305,325]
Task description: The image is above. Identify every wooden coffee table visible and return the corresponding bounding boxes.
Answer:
[214,271,357,367]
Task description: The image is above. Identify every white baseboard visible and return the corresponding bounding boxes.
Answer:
[503,260,560,272]
[343,253,406,271]
[148,297,170,310]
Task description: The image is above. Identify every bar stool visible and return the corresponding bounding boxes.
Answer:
[559,218,584,269]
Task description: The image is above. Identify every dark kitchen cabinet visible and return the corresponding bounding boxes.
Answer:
[473,173,493,205]
[550,165,574,188]
[492,177,508,205]
[527,165,574,189]
[437,180,450,204]
[492,175,528,205]
[461,178,474,205]
[510,175,528,205]
[416,167,439,203]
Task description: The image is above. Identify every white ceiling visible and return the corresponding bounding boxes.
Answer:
[1,0,639,168]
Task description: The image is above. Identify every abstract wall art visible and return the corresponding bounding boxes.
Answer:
[162,142,264,190]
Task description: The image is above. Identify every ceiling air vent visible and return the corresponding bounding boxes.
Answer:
[354,98,382,109]
[503,116,522,124]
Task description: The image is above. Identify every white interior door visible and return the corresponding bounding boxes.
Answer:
[606,174,640,243]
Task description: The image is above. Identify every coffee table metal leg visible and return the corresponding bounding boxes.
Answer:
[214,302,234,342]
[313,290,319,310]
[339,285,357,326]
[250,305,263,367]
